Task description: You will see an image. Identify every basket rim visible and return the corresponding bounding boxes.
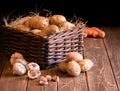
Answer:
[1,24,85,39]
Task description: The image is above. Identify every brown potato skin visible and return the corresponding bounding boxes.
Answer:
[58,60,68,73]
[49,15,67,25]
[66,52,83,62]
[66,61,81,76]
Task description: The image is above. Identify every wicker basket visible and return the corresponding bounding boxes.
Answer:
[1,25,84,69]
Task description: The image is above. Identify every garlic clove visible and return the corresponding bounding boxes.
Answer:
[39,76,48,85]
[13,63,26,75]
[27,69,41,79]
[26,62,40,71]
[45,75,52,81]
[40,76,48,82]
[52,75,60,82]
[39,80,48,85]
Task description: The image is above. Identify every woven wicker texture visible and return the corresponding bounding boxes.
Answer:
[1,26,84,69]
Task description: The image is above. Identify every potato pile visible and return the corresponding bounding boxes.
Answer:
[58,52,93,77]
[5,14,84,37]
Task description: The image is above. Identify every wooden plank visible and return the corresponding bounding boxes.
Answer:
[0,57,28,91]
[57,66,88,91]
[84,38,118,91]
[27,67,57,91]
[58,71,88,91]
[102,27,120,90]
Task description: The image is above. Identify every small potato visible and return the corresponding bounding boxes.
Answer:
[58,21,75,31]
[66,61,81,76]
[49,14,66,25]
[31,29,42,35]
[78,59,93,72]
[58,60,68,72]
[41,24,59,36]
[66,52,83,62]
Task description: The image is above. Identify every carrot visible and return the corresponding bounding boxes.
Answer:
[84,27,98,38]
[90,27,105,38]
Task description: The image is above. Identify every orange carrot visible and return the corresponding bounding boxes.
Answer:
[90,27,105,38]
[84,27,98,38]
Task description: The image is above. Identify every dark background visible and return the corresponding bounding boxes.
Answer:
[0,0,120,26]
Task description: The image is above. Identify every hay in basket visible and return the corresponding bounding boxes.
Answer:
[1,12,85,69]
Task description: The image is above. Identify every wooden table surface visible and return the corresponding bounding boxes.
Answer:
[0,26,120,91]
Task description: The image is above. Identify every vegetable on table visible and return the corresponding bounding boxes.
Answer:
[84,26,105,38]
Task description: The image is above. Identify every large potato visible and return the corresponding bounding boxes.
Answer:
[49,14,67,25]
[24,15,49,29]
[66,52,83,62]
[58,21,75,31]
[66,61,81,76]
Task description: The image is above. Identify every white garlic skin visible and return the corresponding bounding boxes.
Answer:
[27,69,41,79]
[26,62,40,71]
[12,63,26,75]
[78,59,93,72]
[13,58,28,66]
[45,75,52,81]
[40,76,48,82]
[10,52,24,65]
[39,76,48,85]
[39,80,48,85]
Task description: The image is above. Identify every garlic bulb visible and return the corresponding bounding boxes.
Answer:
[26,62,40,71]
[14,58,28,66]
[27,69,41,79]
[12,63,26,75]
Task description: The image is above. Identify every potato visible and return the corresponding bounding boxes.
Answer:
[78,59,93,72]
[49,14,67,25]
[66,52,83,62]
[58,60,68,72]
[66,61,81,76]
[40,24,59,37]
[58,21,75,31]
[12,24,30,32]
[31,29,42,35]
[24,15,49,29]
